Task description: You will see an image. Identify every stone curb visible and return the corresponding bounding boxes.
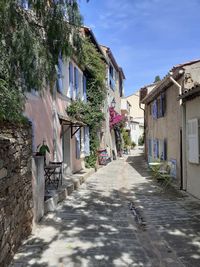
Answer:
[44,168,95,214]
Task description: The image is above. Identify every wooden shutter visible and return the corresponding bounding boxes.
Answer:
[75,129,81,159]
[74,67,79,100]
[69,62,73,98]
[161,93,166,116]
[84,127,90,156]
[152,100,157,119]
[83,75,87,102]
[148,139,152,157]
[57,53,63,94]
[188,119,199,164]
[156,139,159,158]
[163,139,167,160]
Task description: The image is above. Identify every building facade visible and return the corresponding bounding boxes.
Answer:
[25,57,89,175]
[100,45,125,159]
[179,85,200,198]
[140,60,200,187]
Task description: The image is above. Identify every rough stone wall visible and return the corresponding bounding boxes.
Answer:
[0,122,33,267]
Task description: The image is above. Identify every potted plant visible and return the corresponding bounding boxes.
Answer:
[36,140,50,164]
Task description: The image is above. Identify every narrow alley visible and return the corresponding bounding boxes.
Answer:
[11,150,200,267]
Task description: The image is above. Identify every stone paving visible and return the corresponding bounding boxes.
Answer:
[10,149,200,267]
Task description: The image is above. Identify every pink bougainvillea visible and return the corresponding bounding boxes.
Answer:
[109,107,125,129]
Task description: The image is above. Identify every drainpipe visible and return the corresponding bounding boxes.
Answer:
[169,72,186,190]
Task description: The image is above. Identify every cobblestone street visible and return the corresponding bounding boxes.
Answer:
[11,150,200,267]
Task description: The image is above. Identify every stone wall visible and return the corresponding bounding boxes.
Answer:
[0,122,33,267]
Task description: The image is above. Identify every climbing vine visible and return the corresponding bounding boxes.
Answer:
[67,37,107,167]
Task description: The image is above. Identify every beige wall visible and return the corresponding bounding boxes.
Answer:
[185,96,200,199]
[146,81,182,181]
[127,91,144,119]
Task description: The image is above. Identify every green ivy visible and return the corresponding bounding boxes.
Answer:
[0,79,25,122]
[67,37,107,168]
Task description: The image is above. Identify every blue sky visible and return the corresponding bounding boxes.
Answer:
[79,0,200,96]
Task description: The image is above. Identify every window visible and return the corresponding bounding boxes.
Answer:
[188,118,200,164]
[57,53,63,94]
[68,62,73,98]
[109,65,115,90]
[152,93,166,119]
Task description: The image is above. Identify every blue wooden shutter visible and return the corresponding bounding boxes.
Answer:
[148,139,152,157]
[57,53,63,94]
[76,69,79,99]
[153,139,156,159]
[75,129,81,159]
[152,100,157,119]
[83,75,87,102]
[161,93,165,116]
[84,127,90,156]
[163,139,167,160]
[157,139,159,158]
[69,62,73,98]
[74,67,79,99]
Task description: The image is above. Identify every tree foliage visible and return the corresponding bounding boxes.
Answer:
[0,0,83,121]
[154,75,161,83]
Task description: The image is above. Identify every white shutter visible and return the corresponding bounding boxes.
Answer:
[188,118,199,164]
[75,129,81,159]
[84,127,90,156]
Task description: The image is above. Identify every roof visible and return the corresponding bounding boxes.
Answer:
[178,84,200,101]
[100,44,120,71]
[119,67,126,80]
[171,59,200,71]
[141,59,200,104]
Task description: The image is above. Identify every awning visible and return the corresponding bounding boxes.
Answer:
[58,113,86,138]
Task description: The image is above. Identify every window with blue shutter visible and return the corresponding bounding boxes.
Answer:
[57,52,63,94]
[75,129,81,159]
[161,93,166,116]
[84,127,90,156]
[74,67,79,99]
[163,139,167,160]
[83,75,87,102]
[148,139,152,157]
[156,139,159,158]
[152,100,157,119]
[69,62,73,98]
[153,139,157,159]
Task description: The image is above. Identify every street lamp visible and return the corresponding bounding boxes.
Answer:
[111,98,116,108]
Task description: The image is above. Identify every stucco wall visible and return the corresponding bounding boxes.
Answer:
[127,92,144,119]
[146,82,182,181]
[185,96,200,199]
[25,89,82,173]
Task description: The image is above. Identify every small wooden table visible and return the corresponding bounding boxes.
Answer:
[44,163,62,188]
